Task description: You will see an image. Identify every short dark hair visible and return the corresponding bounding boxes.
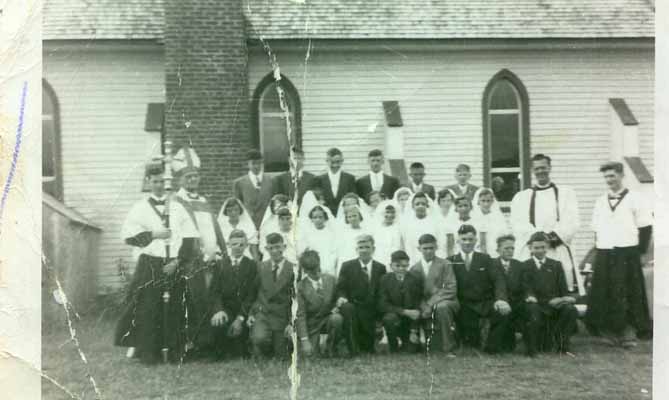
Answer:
[437,189,455,202]
[270,194,290,213]
[144,162,165,178]
[412,192,428,205]
[418,233,437,245]
[458,224,477,236]
[599,161,624,174]
[454,196,472,207]
[265,232,284,245]
[384,204,397,212]
[367,190,385,203]
[531,153,552,165]
[527,231,549,245]
[228,229,247,241]
[410,162,425,170]
[368,149,383,158]
[326,148,342,158]
[309,205,329,220]
[247,149,263,161]
[477,188,495,199]
[276,207,292,218]
[455,164,471,172]
[223,198,243,216]
[391,250,410,263]
[299,250,320,272]
[496,234,516,247]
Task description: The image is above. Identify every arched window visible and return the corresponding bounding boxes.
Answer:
[482,69,530,205]
[43,79,63,200]
[251,73,302,172]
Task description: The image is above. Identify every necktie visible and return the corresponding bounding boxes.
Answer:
[272,264,279,281]
[465,253,471,270]
[362,264,369,279]
[537,260,544,270]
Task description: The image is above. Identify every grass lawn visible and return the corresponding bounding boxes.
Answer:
[42,317,652,400]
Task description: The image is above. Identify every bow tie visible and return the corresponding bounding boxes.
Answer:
[149,198,166,206]
[532,183,555,191]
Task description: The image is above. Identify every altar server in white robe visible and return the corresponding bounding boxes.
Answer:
[472,188,510,257]
[371,200,404,267]
[217,197,259,260]
[297,191,339,276]
[401,192,440,265]
[510,154,584,295]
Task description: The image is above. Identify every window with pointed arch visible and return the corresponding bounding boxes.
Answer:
[251,73,302,172]
[482,69,530,205]
[43,79,63,200]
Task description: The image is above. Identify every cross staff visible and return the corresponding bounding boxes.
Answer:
[160,139,174,363]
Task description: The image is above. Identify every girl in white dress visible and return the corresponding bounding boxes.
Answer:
[371,200,403,267]
[444,196,486,256]
[336,192,371,224]
[401,192,440,265]
[336,204,373,266]
[297,191,339,277]
[471,188,510,256]
[434,189,457,258]
[217,197,259,260]
[259,194,291,243]
[392,187,414,224]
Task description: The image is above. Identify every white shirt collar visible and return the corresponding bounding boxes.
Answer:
[370,170,384,178]
[150,194,167,202]
[412,182,423,191]
[500,258,511,267]
[535,181,552,189]
[307,275,322,289]
[271,258,285,271]
[328,169,341,179]
[460,250,473,260]
[231,255,244,265]
[609,187,626,196]
[421,257,433,270]
[248,171,263,183]
[533,256,546,268]
[458,183,468,191]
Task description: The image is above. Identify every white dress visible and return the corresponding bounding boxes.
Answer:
[297,191,340,276]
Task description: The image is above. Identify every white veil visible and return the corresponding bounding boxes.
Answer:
[259,194,292,237]
[335,193,371,226]
[298,190,336,233]
[471,187,504,219]
[217,197,258,253]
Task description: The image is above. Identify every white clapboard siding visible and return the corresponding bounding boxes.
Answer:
[249,44,654,264]
[44,43,164,292]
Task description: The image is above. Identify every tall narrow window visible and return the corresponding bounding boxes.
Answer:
[43,80,63,200]
[251,73,302,172]
[482,70,530,205]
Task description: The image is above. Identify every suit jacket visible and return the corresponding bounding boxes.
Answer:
[336,259,386,312]
[356,173,401,203]
[403,182,436,200]
[446,183,479,201]
[271,170,316,206]
[449,252,508,316]
[379,272,423,314]
[493,257,525,306]
[296,273,337,338]
[314,171,357,216]
[251,259,296,330]
[187,261,225,346]
[232,174,273,229]
[218,256,259,320]
[521,258,569,306]
[414,257,458,308]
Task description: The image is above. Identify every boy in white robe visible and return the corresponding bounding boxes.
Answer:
[510,154,584,295]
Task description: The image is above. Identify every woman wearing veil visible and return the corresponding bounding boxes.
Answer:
[258,194,291,241]
[434,188,457,258]
[400,191,440,264]
[217,197,259,260]
[392,187,414,224]
[336,204,373,266]
[335,192,371,223]
[371,200,403,267]
[297,190,339,277]
[471,187,509,256]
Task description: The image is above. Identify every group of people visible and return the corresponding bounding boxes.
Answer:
[114,144,652,364]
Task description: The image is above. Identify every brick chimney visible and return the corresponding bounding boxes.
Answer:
[164,0,250,209]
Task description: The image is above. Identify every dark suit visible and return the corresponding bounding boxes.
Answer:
[356,173,400,203]
[271,170,316,206]
[521,257,578,354]
[379,272,422,352]
[449,252,511,353]
[232,174,273,229]
[494,257,526,352]
[314,171,357,216]
[213,256,258,358]
[296,273,342,356]
[403,182,436,200]
[249,259,295,358]
[336,259,386,355]
[446,183,479,202]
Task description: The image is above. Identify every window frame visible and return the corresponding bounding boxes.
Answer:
[250,73,302,173]
[481,69,530,208]
[42,79,64,201]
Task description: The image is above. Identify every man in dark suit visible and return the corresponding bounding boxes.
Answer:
[336,234,386,356]
[356,149,400,203]
[210,229,259,359]
[446,164,479,202]
[296,250,342,357]
[232,149,274,229]
[248,233,295,358]
[271,147,316,206]
[521,232,578,355]
[313,147,357,216]
[493,234,527,353]
[404,162,436,200]
[449,224,512,353]
[379,250,423,353]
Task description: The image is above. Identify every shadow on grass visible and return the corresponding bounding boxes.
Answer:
[42,317,652,400]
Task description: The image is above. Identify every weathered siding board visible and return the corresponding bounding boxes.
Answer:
[248,45,654,263]
[43,43,164,292]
